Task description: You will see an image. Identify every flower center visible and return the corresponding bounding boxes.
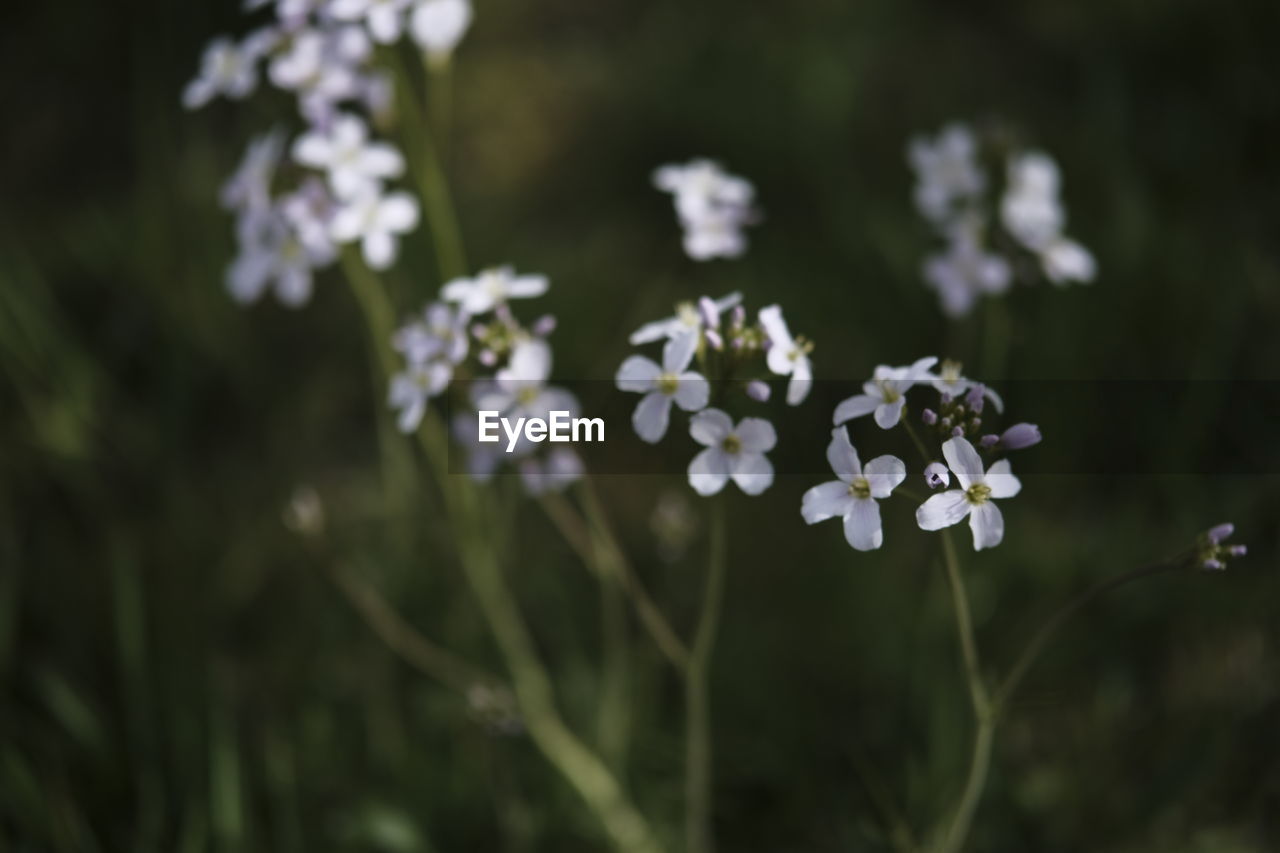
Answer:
[517,386,539,406]
[657,373,679,395]
[676,301,699,328]
[878,380,901,402]
[721,433,741,454]
[965,483,992,504]
[848,477,871,499]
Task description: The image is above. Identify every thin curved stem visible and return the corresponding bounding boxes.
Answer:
[934,718,994,853]
[992,551,1193,712]
[686,500,727,853]
[940,530,989,719]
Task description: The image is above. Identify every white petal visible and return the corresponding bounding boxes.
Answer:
[672,373,710,411]
[663,329,699,374]
[801,481,855,524]
[915,490,971,531]
[984,459,1022,499]
[358,143,405,179]
[730,452,774,496]
[765,344,794,377]
[843,498,883,551]
[873,398,906,429]
[291,133,332,168]
[397,398,426,433]
[757,304,791,350]
[689,408,733,447]
[615,355,660,392]
[363,230,395,270]
[688,447,730,496]
[735,418,776,453]
[786,356,812,405]
[826,426,862,481]
[942,437,984,491]
[832,394,879,425]
[863,455,906,499]
[969,501,1004,550]
[629,318,674,346]
[632,392,673,444]
[505,274,549,298]
[376,194,420,233]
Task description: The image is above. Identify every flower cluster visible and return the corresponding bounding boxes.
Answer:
[388,267,584,496]
[1197,523,1247,571]
[805,357,1040,551]
[653,160,758,261]
[185,0,474,306]
[908,122,1096,319]
[616,295,813,497]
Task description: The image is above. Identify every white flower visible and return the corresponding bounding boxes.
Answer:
[388,360,452,432]
[227,207,336,307]
[393,302,469,365]
[923,218,1012,319]
[801,427,905,551]
[183,36,261,109]
[687,409,775,496]
[520,448,585,496]
[221,129,286,213]
[653,159,757,260]
[329,0,413,44]
[1000,151,1065,251]
[410,0,474,61]
[758,305,812,405]
[616,331,710,443]
[329,185,420,270]
[268,27,370,120]
[292,113,405,199]
[477,340,579,457]
[915,437,1021,551]
[440,267,549,315]
[1041,237,1096,285]
[908,123,986,224]
[279,177,339,258]
[833,357,938,429]
[629,292,741,346]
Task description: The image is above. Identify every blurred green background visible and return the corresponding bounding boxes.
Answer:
[2,0,1278,850]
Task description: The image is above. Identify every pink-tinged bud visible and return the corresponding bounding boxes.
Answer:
[531,314,557,337]
[940,392,953,405]
[478,349,498,367]
[731,305,746,328]
[1201,558,1226,571]
[979,434,999,449]
[998,423,1042,450]
[1228,545,1247,557]
[745,380,771,403]
[1207,523,1234,545]
[924,462,950,490]
[969,417,981,431]
[698,296,720,330]
[705,329,724,350]
[965,384,985,413]
[921,408,938,425]
[950,426,964,437]
[470,323,487,339]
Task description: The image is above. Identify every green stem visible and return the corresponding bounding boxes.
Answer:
[686,500,727,853]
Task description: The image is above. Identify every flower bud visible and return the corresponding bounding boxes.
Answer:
[731,305,746,328]
[1207,523,1234,545]
[745,380,771,403]
[531,314,557,337]
[921,408,938,425]
[965,384,985,413]
[997,423,1042,451]
[1201,557,1226,571]
[951,426,964,437]
[924,462,950,490]
[478,349,498,367]
[705,329,724,351]
[698,296,720,330]
[979,434,999,449]
[1228,545,1247,557]
[940,392,953,405]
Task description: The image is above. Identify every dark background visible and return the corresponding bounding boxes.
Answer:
[2,0,1278,850]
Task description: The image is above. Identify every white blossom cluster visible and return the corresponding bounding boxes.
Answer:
[184,0,474,306]
[653,160,758,261]
[908,122,1096,319]
[388,267,585,496]
[804,357,1042,552]
[615,295,814,497]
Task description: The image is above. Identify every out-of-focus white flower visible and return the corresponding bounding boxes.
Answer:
[923,217,1012,319]
[1041,237,1096,285]
[329,0,413,44]
[908,123,986,224]
[329,185,420,270]
[411,0,473,61]
[758,305,813,405]
[183,36,262,109]
[227,207,336,307]
[292,113,405,199]
[388,360,452,432]
[916,436,1021,550]
[279,177,339,258]
[653,159,757,261]
[687,409,776,496]
[1001,152,1065,251]
[440,267,549,315]
[616,331,710,443]
[801,427,906,551]
[476,339,579,457]
[629,292,741,345]
[393,302,469,365]
[833,357,938,429]
[519,448,584,496]
[268,27,370,121]
[221,129,286,213]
